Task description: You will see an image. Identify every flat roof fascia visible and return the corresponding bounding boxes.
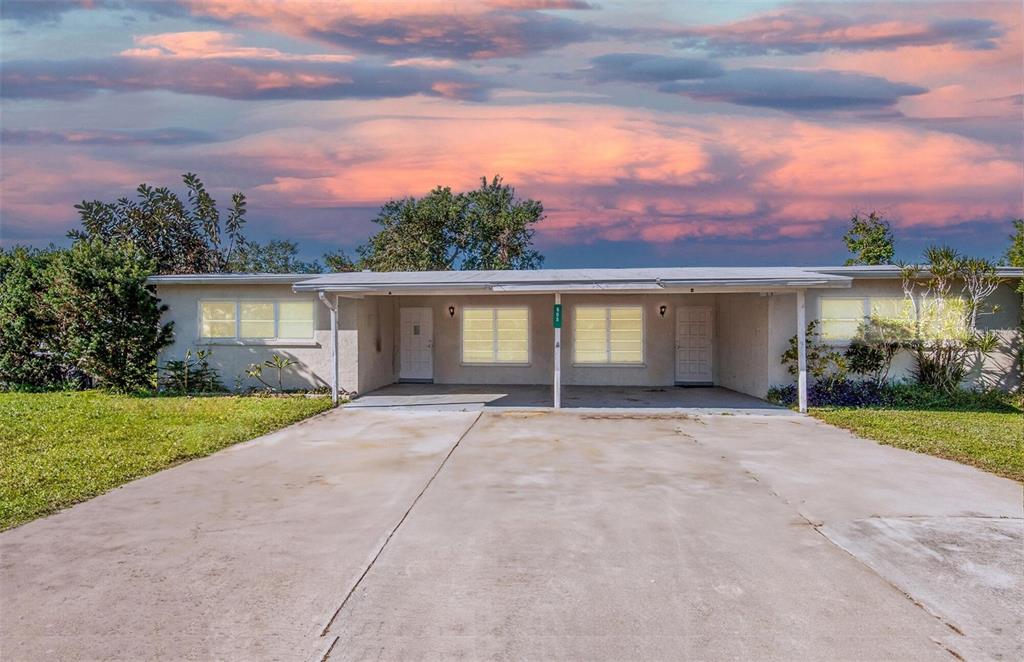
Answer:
[148,274,311,286]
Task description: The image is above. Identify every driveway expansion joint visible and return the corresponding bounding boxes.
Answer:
[312,411,483,655]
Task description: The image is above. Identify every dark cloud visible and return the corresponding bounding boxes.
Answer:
[660,68,927,111]
[0,57,493,102]
[1,127,219,145]
[581,53,724,83]
[673,11,1004,56]
[299,10,592,60]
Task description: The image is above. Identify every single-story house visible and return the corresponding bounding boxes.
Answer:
[150,266,1023,411]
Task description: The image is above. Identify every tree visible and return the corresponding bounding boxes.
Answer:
[899,246,1003,392]
[226,240,323,273]
[358,186,469,271]
[356,176,544,271]
[323,249,358,272]
[462,176,544,270]
[45,239,173,390]
[0,247,61,387]
[843,211,895,266]
[1007,219,1024,269]
[71,173,248,274]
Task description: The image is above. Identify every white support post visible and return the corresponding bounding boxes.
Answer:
[554,292,561,409]
[796,289,807,414]
[319,291,339,405]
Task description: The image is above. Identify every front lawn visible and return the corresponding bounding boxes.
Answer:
[0,391,333,530]
[811,406,1024,482]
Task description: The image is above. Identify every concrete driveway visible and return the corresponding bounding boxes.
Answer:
[2,409,1021,661]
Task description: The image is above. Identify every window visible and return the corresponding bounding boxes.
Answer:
[819,295,962,342]
[200,299,315,341]
[200,301,236,338]
[919,297,968,340]
[462,307,529,364]
[240,302,274,338]
[574,306,643,364]
[278,301,315,339]
[819,299,863,341]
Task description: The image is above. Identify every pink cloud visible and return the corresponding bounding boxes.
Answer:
[121,31,355,62]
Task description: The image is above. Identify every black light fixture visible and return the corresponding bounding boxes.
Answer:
[448,305,456,318]
[659,305,667,318]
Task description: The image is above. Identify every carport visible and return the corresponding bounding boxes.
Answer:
[293,268,856,413]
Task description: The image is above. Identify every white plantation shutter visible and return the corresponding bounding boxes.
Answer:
[462,307,529,363]
[574,306,643,364]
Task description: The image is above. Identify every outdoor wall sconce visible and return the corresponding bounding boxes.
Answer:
[448,305,456,318]
[659,305,667,318]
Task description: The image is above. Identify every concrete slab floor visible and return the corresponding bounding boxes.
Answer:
[347,383,792,415]
[2,408,1020,661]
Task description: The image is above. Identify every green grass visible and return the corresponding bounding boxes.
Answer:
[0,391,334,530]
[811,406,1024,482]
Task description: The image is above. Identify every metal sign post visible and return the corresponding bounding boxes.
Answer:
[553,295,561,409]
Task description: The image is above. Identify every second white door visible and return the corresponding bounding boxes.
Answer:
[675,306,713,384]
[400,307,433,381]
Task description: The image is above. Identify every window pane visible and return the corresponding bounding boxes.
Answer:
[279,301,314,339]
[496,308,529,363]
[920,297,968,339]
[821,298,864,320]
[609,307,643,363]
[463,309,496,363]
[574,307,608,363]
[820,320,861,341]
[201,302,236,338]
[869,297,914,321]
[240,302,275,338]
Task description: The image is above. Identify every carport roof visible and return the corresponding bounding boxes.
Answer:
[287,267,854,293]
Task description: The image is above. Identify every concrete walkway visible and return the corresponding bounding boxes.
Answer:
[2,408,1020,661]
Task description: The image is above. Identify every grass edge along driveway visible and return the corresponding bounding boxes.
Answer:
[810,406,1024,483]
[0,391,334,530]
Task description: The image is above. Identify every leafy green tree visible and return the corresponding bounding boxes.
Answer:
[226,240,323,273]
[462,176,544,270]
[356,176,544,271]
[45,239,173,390]
[0,247,61,387]
[358,185,469,271]
[1007,219,1024,269]
[71,173,248,274]
[323,249,358,272]
[843,211,895,266]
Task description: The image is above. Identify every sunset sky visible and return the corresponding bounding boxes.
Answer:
[1,0,1022,267]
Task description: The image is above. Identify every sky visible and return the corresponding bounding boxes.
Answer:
[1,0,1022,267]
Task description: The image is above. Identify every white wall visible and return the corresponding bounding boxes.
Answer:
[155,284,359,393]
[770,280,1023,391]
[391,292,722,387]
[716,294,770,398]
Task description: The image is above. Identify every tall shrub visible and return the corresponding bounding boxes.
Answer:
[45,239,173,390]
[0,247,61,387]
[900,246,1004,392]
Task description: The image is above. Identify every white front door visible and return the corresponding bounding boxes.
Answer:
[675,306,713,384]
[400,307,433,381]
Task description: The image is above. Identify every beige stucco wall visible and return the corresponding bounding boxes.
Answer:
[388,292,724,387]
[716,294,771,398]
[772,279,1023,391]
[155,284,358,393]
[156,276,1021,397]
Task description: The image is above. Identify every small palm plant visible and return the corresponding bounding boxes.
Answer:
[246,354,298,393]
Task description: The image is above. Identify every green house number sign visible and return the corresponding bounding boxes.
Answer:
[553,303,563,328]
